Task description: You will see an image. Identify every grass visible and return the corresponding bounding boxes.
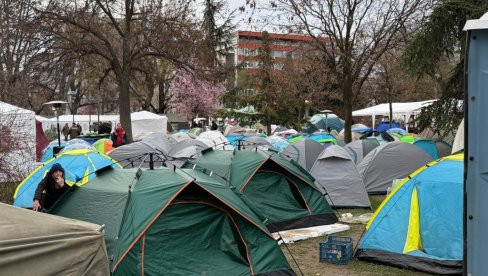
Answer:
[280,195,434,276]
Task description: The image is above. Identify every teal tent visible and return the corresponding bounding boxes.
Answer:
[356,154,463,274]
[188,149,337,231]
[50,168,295,275]
[413,139,438,160]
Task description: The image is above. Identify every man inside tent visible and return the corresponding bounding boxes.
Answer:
[33,163,69,212]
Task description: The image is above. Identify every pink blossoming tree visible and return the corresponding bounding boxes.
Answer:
[169,69,225,121]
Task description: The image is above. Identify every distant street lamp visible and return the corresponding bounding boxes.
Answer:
[43,100,68,149]
[320,109,333,132]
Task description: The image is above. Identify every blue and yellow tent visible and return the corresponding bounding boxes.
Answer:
[40,140,67,162]
[13,149,122,208]
[356,154,463,275]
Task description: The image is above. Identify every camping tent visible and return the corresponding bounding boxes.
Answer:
[197,130,234,150]
[356,154,463,275]
[282,139,324,172]
[0,203,109,275]
[310,113,344,132]
[240,136,275,151]
[412,139,438,160]
[40,111,168,140]
[267,135,290,152]
[310,146,371,208]
[50,168,295,275]
[189,149,337,231]
[398,136,439,160]
[0,101,36,181]
[107,133,177,168]
[130,111,168,140]
[376,121,401,132]
[352,100,436,131]
[452,119,464,153]
[436,141,452,158]
[166,139,210,167]
[171,132,196,142]
[13,149,122,208]
[357,142,433,194]
[343,140,379,164]
[92,138,114,154]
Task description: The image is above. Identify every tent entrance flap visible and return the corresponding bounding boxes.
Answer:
[243,171,310,224]
[137,203,252,275]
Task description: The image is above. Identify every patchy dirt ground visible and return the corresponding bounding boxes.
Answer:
[280,196,434,276]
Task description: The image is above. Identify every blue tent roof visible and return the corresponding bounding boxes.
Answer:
[376,121,400,132]
[356,154,463,274]
[14,149,122,208]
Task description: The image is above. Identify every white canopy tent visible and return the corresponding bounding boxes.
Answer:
[0,101,36,181]
[41,111,167,140]
[352,100,436,131]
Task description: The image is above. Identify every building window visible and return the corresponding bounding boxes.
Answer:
[273,63,284,70]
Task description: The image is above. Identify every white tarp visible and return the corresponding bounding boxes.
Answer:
[352,100,437,117]
[352,100,436,131]
[131,111,168,140]
[40,111,167,140]
[0,101,36,181]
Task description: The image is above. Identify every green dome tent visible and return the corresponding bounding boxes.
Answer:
[188,149,337,231]
[50,168,295,276]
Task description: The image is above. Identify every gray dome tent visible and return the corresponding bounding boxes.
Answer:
[343,139,379,164]
[357,142,433,194]
[166,139,210,167]
[108,133,177,168]
[436,141,452,158]
[282,138,324,172]
[310,145,371,208]
[241,136,275,151]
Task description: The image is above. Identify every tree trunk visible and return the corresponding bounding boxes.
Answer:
[343,75,353,143]
[119,32,133,142]
[119,75,133,142]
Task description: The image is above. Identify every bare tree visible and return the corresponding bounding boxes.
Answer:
[269,0,428,142]
[0,0,54,109]
[0,106,35,182]
[37,0,198,141]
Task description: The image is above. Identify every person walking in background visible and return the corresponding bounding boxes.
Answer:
[32,163,69,211]
[69,123,80,139]
[62,123,70,141]
[76,123,82,135]
[111,123,127,147]
[211,121,218,130]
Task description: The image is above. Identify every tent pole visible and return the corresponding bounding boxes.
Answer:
[56,109,61,147]
[372,114,376,133]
